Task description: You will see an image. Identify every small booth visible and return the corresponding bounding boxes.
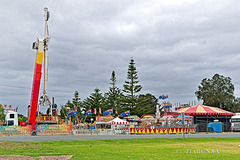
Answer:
[107,117,130,134]
[95,115,114,129]
[158,114,177,127]
[177,115,194,127]
[140,114,157,128]
[123,115,140,127]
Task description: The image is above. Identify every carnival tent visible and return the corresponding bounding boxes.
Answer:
[140,114,157,126]
[175,104,234,115]
[140,114,156,119]
[107,117,129,125]
[160,115,175,118]
[123,115,139,121]
[175,104,234,132]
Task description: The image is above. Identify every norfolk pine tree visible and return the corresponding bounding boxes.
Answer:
[82,88,105,121]
[104,71,125,115]
[72,91,82,122]
[123,58,142,113]
[60,91,81,123]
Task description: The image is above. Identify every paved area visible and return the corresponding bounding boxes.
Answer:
[0,133,239,142]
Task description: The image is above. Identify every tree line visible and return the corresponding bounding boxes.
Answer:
[1,59,240,122]
[59,58,240,122]
[60,58,158,122]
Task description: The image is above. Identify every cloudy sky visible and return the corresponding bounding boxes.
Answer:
[1,0,240,115]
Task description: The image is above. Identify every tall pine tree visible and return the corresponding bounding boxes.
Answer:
[123,58,142,113]
[60,91,82,123]
[104,71,125,115]
[82,88,105,121]
[72,91,82,119]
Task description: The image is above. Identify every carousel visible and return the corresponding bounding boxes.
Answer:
[175,104,234,132]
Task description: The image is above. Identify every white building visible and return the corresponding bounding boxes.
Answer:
[5,110,18,126]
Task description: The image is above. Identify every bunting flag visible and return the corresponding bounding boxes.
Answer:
[120,110,130,117]
[82,109,91,116]
[99,108,101,114]
[94,108,96,115]
[103,109,113,116]
[67,109,77,118]
[159,94,168,100]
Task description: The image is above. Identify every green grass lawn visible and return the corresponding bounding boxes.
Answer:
[0,137,240,160]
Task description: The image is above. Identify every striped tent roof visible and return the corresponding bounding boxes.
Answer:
[107,117,130,125]
[175,104,234,115]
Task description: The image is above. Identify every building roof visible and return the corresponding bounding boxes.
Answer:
[175,104,234,115]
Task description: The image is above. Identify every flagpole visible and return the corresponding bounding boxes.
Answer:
[84,105,91,123]
[74,104,78,125]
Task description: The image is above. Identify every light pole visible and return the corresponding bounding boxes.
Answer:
[182,112,185,139]
[91,118,93,135]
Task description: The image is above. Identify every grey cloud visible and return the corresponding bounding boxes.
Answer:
[1,0,240,115]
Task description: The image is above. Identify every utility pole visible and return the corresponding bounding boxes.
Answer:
[182,112,185,139]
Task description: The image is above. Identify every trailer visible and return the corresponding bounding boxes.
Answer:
[5,110,18,126]
[230,113,240,132]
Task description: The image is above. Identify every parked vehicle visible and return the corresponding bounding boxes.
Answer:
[230,113,240,132]
[5,110,18,126]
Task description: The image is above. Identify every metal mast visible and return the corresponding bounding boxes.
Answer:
[39,7,52,114]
